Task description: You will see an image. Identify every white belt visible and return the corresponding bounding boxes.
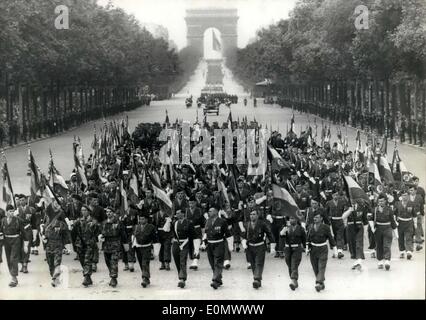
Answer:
[348,221,363,225]
[126,226,133,229]
[24,224,31,229]
[208,239,223,244]
[173,238,188,243]
[285,244,300,248]
[331,217,343,220]
[5,234,20,238]
[194,225,201,228]
[398,217,413,222]
[139,243,152,248]
[376,222,391,226]
[248,241,264,247]
[273,216,285,219]
[311,241,327,247]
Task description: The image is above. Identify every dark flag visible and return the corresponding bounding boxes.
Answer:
[28,148,41,200]
[212,30,221,51]
[2,158,16,208]
[272,184,302,220]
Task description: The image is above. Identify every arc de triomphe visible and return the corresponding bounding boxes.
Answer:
[185,8,238,58]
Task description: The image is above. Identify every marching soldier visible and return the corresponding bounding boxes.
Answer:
[172,209,195,288]
[369,194,397,270]
[394,190,417,260]
[0,205,30,287]
[325,191,347,259]
[73,205,100,287]
[407,184,424,251]
[132,211,157,288]
[281,215,306,290]
[241,210,275,289]
[17,195,35,273]
[204,206,233,289]
[342,199,369,270]
[186,196,204,270]
[98,207,128,287]
[42,219,68,287]
[154,206,172,271]
[306,211,336,292]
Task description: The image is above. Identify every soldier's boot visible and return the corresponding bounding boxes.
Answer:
[370,250,376,258]
[82,276,91,287]
[22,264,28,274]
[377,260,384,269]
[31,249,35,255]
[274,251,280,258]
[407,251,413,260]
[129,262,135,272]
[384,260,391,271]
[20,264,24,273]
[123,263,129,271]
[210,281,219,290]
[9,276,18,288]
[189,259,198,270]
[246,262,252,270]
[224,260,231,270]
[92,263,97,272]
[343,244,348,251]
[252,280,261,289]
[109,277,117,288]
[315,282,322,292]
[416,244,423,251]
[399,251,405,259]
[159,262,166,270]
[235,243,240,253]
[52,266,61,280]
[178,280,185,289]
[74,255,79,261]
[337,249,344,259]
[332,247,338,258]
[289,279,298,291]
[351,259,362,271]
[141,277,149,288]
[165,262,170,271]
[34,248,39,256]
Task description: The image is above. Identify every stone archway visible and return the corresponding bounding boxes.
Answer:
[185,8,238,58]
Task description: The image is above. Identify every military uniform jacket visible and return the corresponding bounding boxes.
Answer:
[372,205,397,229]
[242,220,275,245]
[100,218,127,253]
[205,217,231,242]
[326,199,347,221]
[44,221,68,252]
[17,206,35,237]
[283,224,306,248]
[142,198,160,221]
[239,206,262,223]
[122,213,138,237]
[305,207,329,226]
[133,223,157,245]
[307,223,336,248]
[347,207,368,226]
[185,207,205,229]
[295,192,310,211]
[408,194,424,216]
[73,217,100,248]
[66,202,82,220]
[394,201,417,221]
[0,216,29,241]
[173,198,189,213]
[173,218,196,242]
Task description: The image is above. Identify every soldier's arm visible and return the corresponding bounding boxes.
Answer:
[263,221,275,244]
[326,225,336,248]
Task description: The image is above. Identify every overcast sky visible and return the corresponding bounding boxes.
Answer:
[98,0,297,49]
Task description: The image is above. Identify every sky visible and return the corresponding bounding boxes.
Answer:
[97,0,298,50]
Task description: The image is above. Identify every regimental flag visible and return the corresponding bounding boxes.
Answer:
[268,146,291,174]
[354,130,364,163]
[272,184,302,220]
[290,113,295,133]
[73,142,88,188]
[217,175,230,205]
[28,148,41,199]
[380,136,387,156]
[227,110,233,128]
[48,150,69,197]
[343,175,370,205]
[378,155,394,184]
[146,169,173,209]
[391,148,412,182]
[129,156,139,197]
[212,30,221,51]
[1,160,15,208]
[368,157,382,186]
[165,110,170,126]
[119,179,128,213]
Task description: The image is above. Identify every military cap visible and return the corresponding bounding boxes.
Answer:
[81,204,92,212]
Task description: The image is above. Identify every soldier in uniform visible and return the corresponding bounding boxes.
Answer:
[342,199,369,270]
[132,211,157,288]
[204,206,233,289]
[172,209,195,288]
[369,194,397,270]
[241,209,275,289]
[407,184,424,251]
[73,205,100,287]
[88,194,107,272]
[98,207,128,287]
[154,206,172,271]
[186,196,204,270]
[394,190,417,260]
[281,215,306,290]
[42,219,68,287]
[325,191,347,259]
[121,205,138,271]
[17,195,34,274]
[306,211,336,292]
[0,204,30,287]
